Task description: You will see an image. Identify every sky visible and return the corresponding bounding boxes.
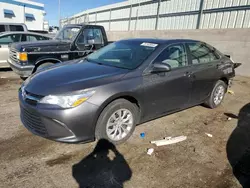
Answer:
[35,0,125,26]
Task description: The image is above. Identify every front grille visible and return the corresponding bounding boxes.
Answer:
[26,98,38,106]
[9,48,19,64]
[21,107,48,136]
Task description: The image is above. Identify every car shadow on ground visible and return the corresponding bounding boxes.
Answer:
[72,139,132,188]
[0,68,12,72]
[226,103,250,188]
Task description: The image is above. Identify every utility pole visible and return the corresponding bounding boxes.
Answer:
[23,5,26,24]
[58,0,61,27]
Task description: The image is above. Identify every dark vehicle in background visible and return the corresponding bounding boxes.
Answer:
[19,39,240,145]
[8,24,110,79]
[0,32,51,68]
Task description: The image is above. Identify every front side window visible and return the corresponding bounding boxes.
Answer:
[0,34,21,44]
[55,26,80,41]
[77,28,103,44]
[188,42,219,64]
[87,41,158,69]
[154,43,188,69]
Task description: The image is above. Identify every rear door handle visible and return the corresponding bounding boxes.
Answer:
[184,71,193,77]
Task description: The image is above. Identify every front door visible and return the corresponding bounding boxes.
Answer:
[142,43,193,120]
[186,42,222,104]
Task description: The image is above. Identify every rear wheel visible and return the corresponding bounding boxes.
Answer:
[205,80,227,109]
[95,99,139,145]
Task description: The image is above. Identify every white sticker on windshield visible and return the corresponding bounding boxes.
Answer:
[140,42,158,48]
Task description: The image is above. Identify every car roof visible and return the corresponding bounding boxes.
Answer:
[0,31,51,38]
[64,24,85,27]
[63,23,102,28]
[0,22,26,25]
[119,38,200,44]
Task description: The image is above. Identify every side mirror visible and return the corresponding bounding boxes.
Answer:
[86,35,95,45]
[87,39,95,45]
[151,62,171,73]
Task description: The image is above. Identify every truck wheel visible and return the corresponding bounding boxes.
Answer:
[205,80,227,109]
[36,62,54,72]
[95,99,139,145]
[20,76,27,81]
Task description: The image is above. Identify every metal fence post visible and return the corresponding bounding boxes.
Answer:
[95,12,97,25]
[128,4,132,31]
[135,2,140,30]
[155,0,161,30]
[196,0,205,29]
[109,9,112,31]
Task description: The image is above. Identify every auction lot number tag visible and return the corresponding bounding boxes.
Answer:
[140,42,158,48]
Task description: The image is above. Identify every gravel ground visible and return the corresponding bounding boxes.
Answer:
[0,69,250,188]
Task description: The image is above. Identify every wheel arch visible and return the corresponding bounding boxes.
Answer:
[93,93,142,132]
[32,58,62,73]
[220,77,229,86]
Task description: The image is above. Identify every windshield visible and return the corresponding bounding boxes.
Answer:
[87,41,158,69]
[54,26,80,41]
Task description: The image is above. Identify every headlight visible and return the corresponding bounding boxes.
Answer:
[17,52,28,61]
[39,90,95,108]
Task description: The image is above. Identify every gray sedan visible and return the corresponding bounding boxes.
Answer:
[0,32,51,68]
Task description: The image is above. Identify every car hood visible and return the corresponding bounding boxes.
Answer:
[25,60,129,96]
[11,39,71,52]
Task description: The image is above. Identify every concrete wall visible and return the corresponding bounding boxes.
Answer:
[107,28,250,76]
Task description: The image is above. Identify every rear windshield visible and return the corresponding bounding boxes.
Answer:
[87,41,159,70]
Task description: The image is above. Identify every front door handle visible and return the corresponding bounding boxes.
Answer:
[184,71,193,77]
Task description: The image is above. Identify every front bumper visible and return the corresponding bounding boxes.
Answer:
[8,58,34,77]
[19,91,99,143]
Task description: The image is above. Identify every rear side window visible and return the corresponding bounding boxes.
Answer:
[10,25,24,31]
[187,42,219,64]
[26,35,38,42]
[0,25,5,32]
[26,35,50,41]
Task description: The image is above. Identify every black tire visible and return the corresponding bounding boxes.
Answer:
[20,76,27,81]
[205,80,227,109]
[36,62,54,72]
[95,99,139,145]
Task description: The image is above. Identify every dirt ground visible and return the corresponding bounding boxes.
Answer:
[0,69,250,188]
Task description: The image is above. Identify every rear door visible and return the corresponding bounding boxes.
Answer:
[186,42,222,105]
[142,43,193,119]
[0,34,22,63]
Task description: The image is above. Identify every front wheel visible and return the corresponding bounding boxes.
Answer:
[95,99,139,145]
[205,80,227,109]
[36,62,54,72]
[20,76,27,81]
